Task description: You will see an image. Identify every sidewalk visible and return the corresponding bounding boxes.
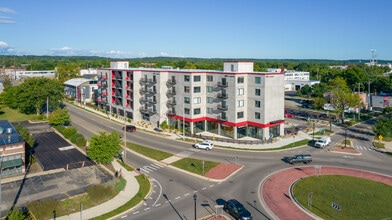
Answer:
[56,160,139,220]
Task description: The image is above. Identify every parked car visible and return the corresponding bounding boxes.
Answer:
[285,154,312,164]
[123,125,136,132]
[284,110,295,118]
[315,136,331,148]
[193,141,214,150]
[224,199,252,220]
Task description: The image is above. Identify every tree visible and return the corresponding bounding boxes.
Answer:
[1,77,64,115]
[55,63,80,83]
[327,77,363,124]
[15,123,35,149]
[2,76,12,89]
[372,116,392,137]
[299,85,312,97]
[6,207,27,220]
[87,131,122,164]
[48,108,71,126]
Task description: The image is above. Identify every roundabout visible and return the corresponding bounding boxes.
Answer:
[261,166,392,220]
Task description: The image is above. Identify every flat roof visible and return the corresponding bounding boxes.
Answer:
[0,120,24,146]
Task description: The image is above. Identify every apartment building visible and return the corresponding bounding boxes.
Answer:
[96,61,285,140]
[0,120,26,177]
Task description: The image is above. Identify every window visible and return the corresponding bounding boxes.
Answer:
[237,88,244,95]
[207,75,213,82]
[255,112,260,119]
[193,86,201,93]
[231,64,235,72]
[237,77,244,84]
[237,100,244,107]
[255,77,261,84]
[193,97,201,104]
[237,111,244,119]
[184,75,190,82]
[194,75,201,82]
[255,100,261,107]
[207,86,214,93]
[184,108,190,114]
[184,97,190,104]
[207,107,213,114]
[255,89,261,96]
[207,97,214,103]
[184,86,190,93]
[194,108,201,115]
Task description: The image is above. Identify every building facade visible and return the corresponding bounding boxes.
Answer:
[96,61,285,140]
[0,120,26,177]
[64,78,98,103]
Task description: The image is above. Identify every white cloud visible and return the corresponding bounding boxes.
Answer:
[0,41,15,54]
[0,8,16,14]
[0,8,17,24]
[0,41,9,48]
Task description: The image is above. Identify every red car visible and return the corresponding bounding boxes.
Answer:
[123,125,136,132]
[284,110,295,118]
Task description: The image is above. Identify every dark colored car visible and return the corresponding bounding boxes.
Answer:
[123,125,136,132]
[224,199,252,220]
[285,154,312,164]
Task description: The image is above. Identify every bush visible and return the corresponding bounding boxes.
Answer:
[70,133,86,147]
[61,127,78,139]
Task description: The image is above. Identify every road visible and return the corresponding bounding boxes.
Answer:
[66,104,392,220]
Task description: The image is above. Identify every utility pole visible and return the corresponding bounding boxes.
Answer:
[358,83,360,120]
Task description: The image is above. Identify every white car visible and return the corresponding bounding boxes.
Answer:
[193,141,214,150]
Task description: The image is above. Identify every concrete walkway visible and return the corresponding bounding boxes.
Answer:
[56,160,139,220]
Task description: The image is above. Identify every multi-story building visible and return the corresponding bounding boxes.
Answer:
[96,61,285,140]
[0,120,26,177]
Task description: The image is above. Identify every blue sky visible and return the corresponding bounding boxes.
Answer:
[0,0,391,60]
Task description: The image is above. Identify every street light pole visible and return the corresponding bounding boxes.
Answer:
[183,108,185,140]
[193,192,197,220]
[312,122,315,142]
[344,125,347,148]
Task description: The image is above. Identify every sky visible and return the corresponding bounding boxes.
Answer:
[0,0,391,60]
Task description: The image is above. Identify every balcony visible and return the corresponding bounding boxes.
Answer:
[166,100,176,107]
[166,79,176,87]
[139,78,148,85]
[217,104,228,111]
[97,82,102,87]
[166,89,176,96]
[148,98,157,104]
[139,97,148,103]
[217,115,228,121]
[102,91,108,97]
[101,75,108,80]
[148,78,157,84]
[96,97,102,103]
[217,93,228,99]
[139,87,148,95]
[217,81,228,88]
[166,109,176,115]
[139,106,156,115]
[148,88,157,94]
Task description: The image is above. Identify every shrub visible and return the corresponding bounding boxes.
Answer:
[61,127,78,139]
[70,133,86,147]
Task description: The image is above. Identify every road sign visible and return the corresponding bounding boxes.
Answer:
[331,202,341,210]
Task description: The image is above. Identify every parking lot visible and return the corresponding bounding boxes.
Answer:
[0,122,114,217]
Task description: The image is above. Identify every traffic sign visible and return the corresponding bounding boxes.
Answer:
[331,202,341,210]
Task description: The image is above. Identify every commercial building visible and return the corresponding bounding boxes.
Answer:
[64,78,98,104]
[0,120,26,177]
[96,61,285,140]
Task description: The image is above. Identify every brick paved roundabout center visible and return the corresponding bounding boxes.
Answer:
[261,166,392,220]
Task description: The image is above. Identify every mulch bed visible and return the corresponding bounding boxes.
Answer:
[329,146,360,154]
[204,163,243,180]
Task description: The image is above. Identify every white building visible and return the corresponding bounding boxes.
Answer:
[5,70,55,80]
[64,78,98,103]
[96,61,285,140]
[268,68,320,91]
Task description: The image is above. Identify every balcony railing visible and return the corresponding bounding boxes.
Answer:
[148,98,157,104]
[166,89,176,96]
[139,97,148,103]
[166,100,176,107]
[148,89,157,94]
[148,78,157,84]
[217,93,228,99]
[217,104,228,111]
[217,81,228,87]
[139,87,148,94]
[139,78,148,85]
[166,109,176,115]
[166,79,176,86]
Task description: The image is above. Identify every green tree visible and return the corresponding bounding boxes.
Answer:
[6,207,27,220]
[55,63,80,83]
[87,131,122,164]
[299,85,312,97]
[2,78,64,115]
[372,117,392,137]
[2,76,12,89]
[312,97,325,110]
[48,108,71,126]
[311,82,327,98]
[327,77,363,124]
[15,123,35,149]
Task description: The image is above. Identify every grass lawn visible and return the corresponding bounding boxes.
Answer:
[293,175,392,219]
[126,142,173,161]
[0,106,40,122]
[171,158,220,176]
